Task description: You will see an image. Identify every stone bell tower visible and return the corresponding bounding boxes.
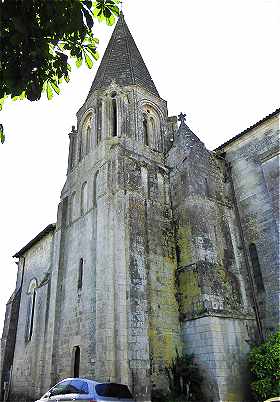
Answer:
[58,12,181,401]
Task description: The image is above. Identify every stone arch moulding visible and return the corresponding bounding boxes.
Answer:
[27,278,38,294]
[140,99,165,151]
[78,108,95,157]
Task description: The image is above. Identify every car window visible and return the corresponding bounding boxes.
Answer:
[50,380,71,396]
[68,379,89,394]
[95,383,133,399]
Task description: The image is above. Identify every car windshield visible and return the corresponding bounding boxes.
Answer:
[49,379,89,396]
[95,383,133,399]
[50,380,71,396]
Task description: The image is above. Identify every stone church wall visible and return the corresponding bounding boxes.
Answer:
[9,232,54,401]
[166,124,257,401]
[222,113,280,333]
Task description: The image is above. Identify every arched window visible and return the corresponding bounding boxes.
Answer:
[143,114,149,146]
[78,138,83,162]
[86,126,91,154]
[73,346,80,377]
[26,279,37,342]
[97,100,102,144]
[81,182,88,215]
[78,258,83,290]
[111,92,117,137]
[69,192,76,223]
[249,243,265,292]
[93,170,99,207]
[150,117,155,134]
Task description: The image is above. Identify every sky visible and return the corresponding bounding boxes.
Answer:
[0,0,279,336]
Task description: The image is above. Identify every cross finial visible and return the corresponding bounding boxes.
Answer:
[120,1,123,12]
[178,112,186,125]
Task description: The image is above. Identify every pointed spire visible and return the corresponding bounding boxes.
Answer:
[87,13,159,97]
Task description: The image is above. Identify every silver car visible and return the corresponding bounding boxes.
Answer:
[35,378,135,402]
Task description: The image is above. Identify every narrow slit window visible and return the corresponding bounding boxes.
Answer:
[112,94,117,137]
[26,280,37,342]
[143,115,149,146]
[81,182,87,215]
[78,138,83,162]
[93,171,99,207]
[73,346,80,377]
[29,291,36,340]
[249,243,265,292]
[78,258,83,290]
[86,126,91,154]
[97,100,102,144]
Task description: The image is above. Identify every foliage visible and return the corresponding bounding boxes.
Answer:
[151,351,204,402]
[249,330,280,400]
[0,0,120,143]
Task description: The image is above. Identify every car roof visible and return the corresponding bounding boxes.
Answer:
[57,378,100,385]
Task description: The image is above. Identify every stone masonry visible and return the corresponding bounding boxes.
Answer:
[1,13,279,402]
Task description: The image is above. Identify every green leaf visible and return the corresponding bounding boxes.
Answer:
[0,124,5,144]
[0,95,8,111]
[84,52,93,68]
[50,81,60,95]
[76,57,83,68]
[64,75,70,83]
[46,82,53,100]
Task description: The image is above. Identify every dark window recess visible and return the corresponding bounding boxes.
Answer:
[112,95,117,137]
[143,116,149,146]
[73,346,80,377]
[78,259,83,290]
[79,138,83,161]
[93,171,99,206]
[249,243,265,292]
[26,290,36,342]
[86,126,91,154]
[97,101,102,144]
[95,383,133,399]
[29,291,36,339]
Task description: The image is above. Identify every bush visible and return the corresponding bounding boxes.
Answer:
[249,330,280,400]
[151,351,204,402]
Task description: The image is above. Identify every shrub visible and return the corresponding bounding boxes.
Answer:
[249,330,280,400]
[151,351,204,402]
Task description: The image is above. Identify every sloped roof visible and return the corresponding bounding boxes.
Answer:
[13,224,56,258]
[215,107,280,151]
[87,13,159,97]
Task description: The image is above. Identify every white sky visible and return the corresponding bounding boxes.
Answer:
[0,0,279,335]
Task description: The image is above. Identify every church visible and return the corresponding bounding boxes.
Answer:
[1,13,279,402]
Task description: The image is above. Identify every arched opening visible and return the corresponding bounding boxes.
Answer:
[143,114,149,146]
[150,117,155,133]
[93,170,99,207]
[26,279,37,342]
[81,182,88,215]
[73,346,80,377]
[78,138,83,162]
[78,258,83,290]
[86,126,91,154]
[69,192,76,224]
[97,100,102,144]
[249,243,265,292]
[111,93,117,137]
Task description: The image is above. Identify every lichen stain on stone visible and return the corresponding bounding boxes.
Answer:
[178,270,200,315]
[177,225,192,267]
[242,214,260,242]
